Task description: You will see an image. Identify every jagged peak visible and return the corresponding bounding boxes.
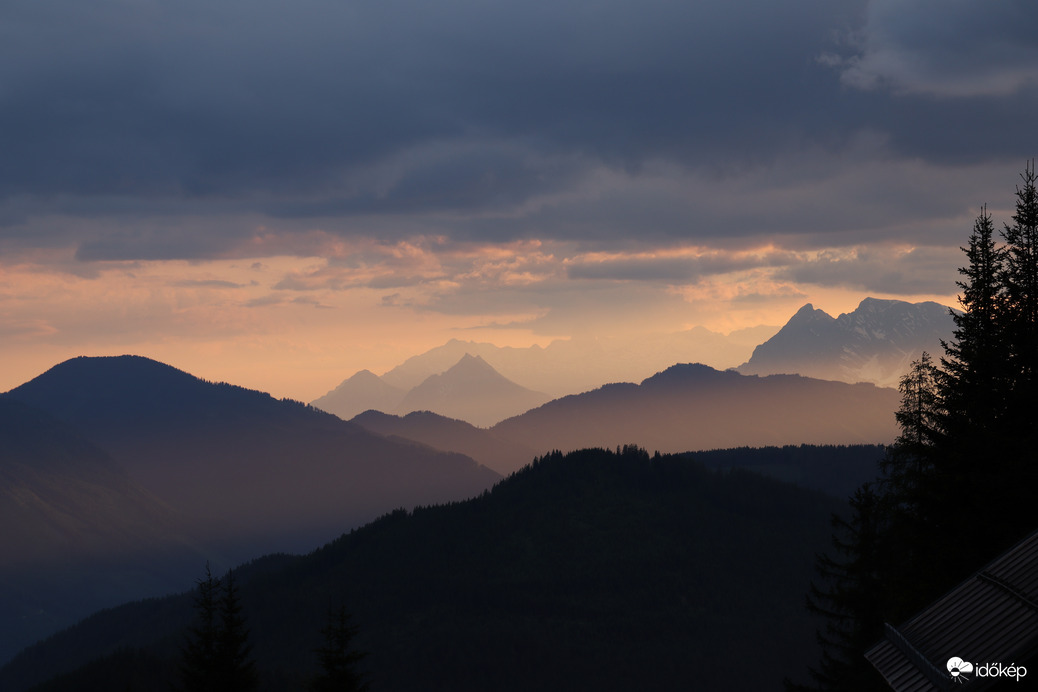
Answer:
[787,303,834,325]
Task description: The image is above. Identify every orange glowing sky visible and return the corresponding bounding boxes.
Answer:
[0,235,964,401]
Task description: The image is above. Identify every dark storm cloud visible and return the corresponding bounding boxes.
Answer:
[839,0,1038,96]
[0,1,856,201]
[0,0,1032,258]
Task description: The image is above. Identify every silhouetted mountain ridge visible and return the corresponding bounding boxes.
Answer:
[490,363,899,456]
[3,355,499,558]
[6,355,324,434]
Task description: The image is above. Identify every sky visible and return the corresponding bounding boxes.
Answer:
[2,0,1037,401]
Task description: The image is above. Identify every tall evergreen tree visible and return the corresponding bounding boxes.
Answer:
[941,205,1007,450]
[883,352,941,503]
[215,569,258,692]
[997,161,1038,507]
[308,606,369,692]
[179,564,221,692]
[789,485,889,692]
[1002,161,1038,379]
[179,566,257,692]
[936,205,1015,563]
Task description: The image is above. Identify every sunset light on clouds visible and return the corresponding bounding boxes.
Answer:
[2,0,1037,400]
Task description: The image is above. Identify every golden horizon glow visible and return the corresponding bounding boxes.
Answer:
[0,236,961,402]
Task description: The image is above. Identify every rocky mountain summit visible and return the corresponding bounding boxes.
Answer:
[737,298,955,387]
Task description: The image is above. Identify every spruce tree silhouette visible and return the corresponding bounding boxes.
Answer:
[179,563,221,692]
[215,569,257,692]
[792,484,888,692]
[179,565,257,692]
[308,606,369,692]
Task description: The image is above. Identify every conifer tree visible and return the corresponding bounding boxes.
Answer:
[941,205,1007,453]
[789,485,889,692]
[884,352,941,499]
[997,161,1038,491]
[179,566,257,692]
[934,205,1014,564]
[1002,161,1038,379]
[215,569,258,692]
[179,563,221,692]
[309,606,369,692]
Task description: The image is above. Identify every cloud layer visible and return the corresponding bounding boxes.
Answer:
[3,0,1034,252]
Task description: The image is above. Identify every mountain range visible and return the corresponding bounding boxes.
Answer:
[313,325,779,420]
[347,363,900,477]
[489,363,899,462]
[378,327,778,394]
[314,298,951,426]
[738,297,955,387]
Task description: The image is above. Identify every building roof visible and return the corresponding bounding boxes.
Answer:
[865,527,1038,691]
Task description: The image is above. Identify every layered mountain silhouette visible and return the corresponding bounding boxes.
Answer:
[396,354,550,427]
[3,356,499,559]
[345,364,900,476]
[0,399,203,664]
[351,409,538,476]
[488,364,900,460]
[310,369,406,421]
[0,447,844,692]
[737,298,955,387]
[314,354,550,426]
[322,326,778,407]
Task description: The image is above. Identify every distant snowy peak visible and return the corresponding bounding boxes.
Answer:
[737,298,955,388]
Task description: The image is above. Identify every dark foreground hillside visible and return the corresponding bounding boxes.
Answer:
[2,447,845,692]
